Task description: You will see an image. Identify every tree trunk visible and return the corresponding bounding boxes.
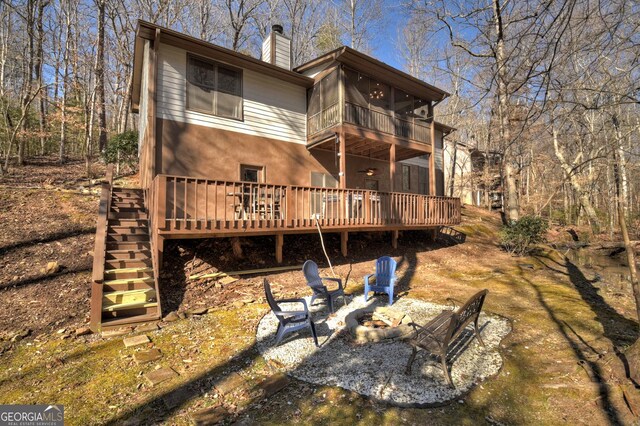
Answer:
[85,88,96,178]
[449,139,457,197]
[60,0,72,163]
[493,0,518,222]
[19,0,36,166]
[95,0,107,153]
[612,116,639,328]
[35,0,48,156]
[118,69,134,132]
[552,121,601,232]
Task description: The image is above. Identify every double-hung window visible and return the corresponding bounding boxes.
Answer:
[186,55,242,120]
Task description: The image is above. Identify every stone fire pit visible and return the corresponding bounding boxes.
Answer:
[256,296,511,407]
[346,306,413,343]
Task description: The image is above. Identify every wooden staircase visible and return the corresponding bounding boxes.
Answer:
[90,167,162,332]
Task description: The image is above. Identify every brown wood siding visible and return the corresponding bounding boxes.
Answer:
[158,118,429,195]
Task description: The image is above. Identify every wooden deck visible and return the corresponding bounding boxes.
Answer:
[150,174,461,238]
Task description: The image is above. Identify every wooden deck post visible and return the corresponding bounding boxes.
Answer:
[156,234,165,271]
[364,191,370,224]
[286,185,294,227]
[341,231,348,257]
[275,233,284,264]
[429,116,437,196]
[389,144,396,192]
[339,131,346,189]
[391,230,399,249]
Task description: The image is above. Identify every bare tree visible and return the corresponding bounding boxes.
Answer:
[336,0,384,52]
[95,0,107,154]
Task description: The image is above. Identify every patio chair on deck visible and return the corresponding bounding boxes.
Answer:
[364,256,397,305]
[263,279,319,347]
[303,260,346,313]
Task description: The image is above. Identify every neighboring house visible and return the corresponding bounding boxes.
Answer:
[90,21,462,330]
[443,140,473,205]
[469,149,503,209]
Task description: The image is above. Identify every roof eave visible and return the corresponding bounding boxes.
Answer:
[130,20,315,112]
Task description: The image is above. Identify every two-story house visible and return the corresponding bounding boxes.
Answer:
[90,21,461,331]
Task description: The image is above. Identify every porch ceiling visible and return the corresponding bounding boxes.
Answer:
[311,134,428,162]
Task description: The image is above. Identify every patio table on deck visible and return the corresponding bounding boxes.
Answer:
[227,188,281,220]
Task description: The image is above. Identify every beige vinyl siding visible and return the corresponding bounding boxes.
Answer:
[261,38,271,63]
[274,33,291,70]
[138,40,150,154]
[157,44,307,144]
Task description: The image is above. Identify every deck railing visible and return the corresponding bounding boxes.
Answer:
[151,175,461,234]
[306,101,432,145]
[343,102,431,143]
[307,102,341,135]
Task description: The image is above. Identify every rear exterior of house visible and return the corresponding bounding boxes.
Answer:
[90,21,461,331]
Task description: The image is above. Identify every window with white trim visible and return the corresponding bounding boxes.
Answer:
[186,55,242,120]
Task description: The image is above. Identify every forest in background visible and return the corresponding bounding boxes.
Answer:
[0,0,638,236]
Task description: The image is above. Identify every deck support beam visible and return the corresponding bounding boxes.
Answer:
[391,230,398,249]
[340,231,348,257]
[275,233,284,264]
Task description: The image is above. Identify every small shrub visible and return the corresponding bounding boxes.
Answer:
[102,131,138,175]
[500,215,548,255]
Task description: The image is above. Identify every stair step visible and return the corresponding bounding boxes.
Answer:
[113,187,143,194]
[104,280,155,292]
[112,194,144,200]
[105,267,153,275]
[105,259,152,269]
[111,201,145,208]
[103,288,156,308]
[108,219,148,227]
[108,226,149,235]
[109,212,148,220]
[104,266,153,280]
[107,234,149,242]
[110,207,146,214]
[104,276,155,287]
[105,249,151,260]
[111,194,143,200]
[101,313,161,329]
[102,301,158,313]
[106,241,151,251]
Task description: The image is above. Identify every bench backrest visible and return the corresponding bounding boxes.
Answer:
[444,289,489,345]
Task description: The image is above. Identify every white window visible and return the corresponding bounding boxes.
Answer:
[240,164,264,183]
[186,55,242,120]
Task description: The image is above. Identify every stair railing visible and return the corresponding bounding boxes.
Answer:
[146,174,163,319]
[89,164,114,332]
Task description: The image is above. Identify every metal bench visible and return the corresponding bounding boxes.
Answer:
[405,289,489,386]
